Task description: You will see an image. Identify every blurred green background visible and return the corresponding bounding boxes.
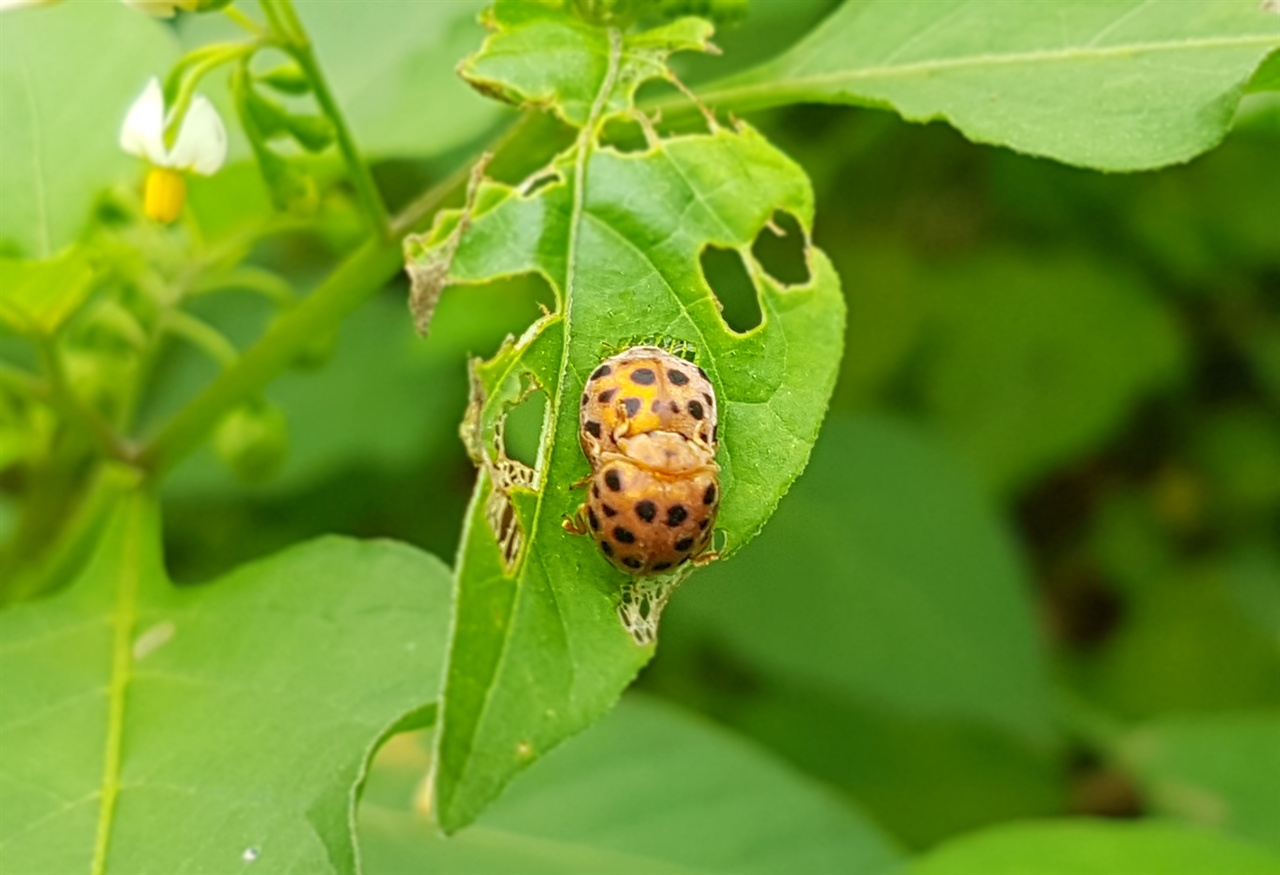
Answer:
[131,0,1279,856]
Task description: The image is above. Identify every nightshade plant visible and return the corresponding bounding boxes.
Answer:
[0,1,1277,873]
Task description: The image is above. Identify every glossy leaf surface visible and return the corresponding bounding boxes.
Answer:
[0,489,451,874]
[359,695,902,875]
[693,0,1280,170]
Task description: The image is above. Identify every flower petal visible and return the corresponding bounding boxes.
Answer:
[120,0,179,18]
[0,0,63,11]
[168,94,227,176]
[119,78,168,165]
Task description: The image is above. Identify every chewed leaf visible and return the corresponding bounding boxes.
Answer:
[461,0,714,127]
[408,4,844,833]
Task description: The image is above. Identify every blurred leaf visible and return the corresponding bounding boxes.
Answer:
[359,695,903,875]
[158,279,548,499]
[304,0,508,159]
[1123,712,1280,850]
[1073,563,1280,719]
[411,2,845,833]
[0,3,177,257]
[904,820,1280,875]
[655,671,1066,849]
[0,488,451,874]
[665,413,1051,737]
[0,249,94,337]
[918,252,1184,494]
[693,0,1280,171]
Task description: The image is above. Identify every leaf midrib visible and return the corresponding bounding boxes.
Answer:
[443,26,628,822]
[700,33,1279,105]
[13,43,51,258]
[91,498,145,875]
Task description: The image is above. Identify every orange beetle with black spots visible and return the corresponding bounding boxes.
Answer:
[567,346,720,575]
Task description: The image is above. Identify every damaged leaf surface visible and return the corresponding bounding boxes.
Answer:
[405,0,844,833]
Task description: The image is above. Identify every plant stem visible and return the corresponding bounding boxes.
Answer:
[36,340,135,466]
[223,4,266,35]
[139,110,542,480]
[260,0,392,238]
[164,311,239,369]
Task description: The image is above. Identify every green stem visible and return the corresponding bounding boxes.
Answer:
[223,4,266,35]
[37,339,134,465]
[188,266,297,306]
[165,42,262,147]
[139,111,541,480]
[164,311,239,369]
[260,0,391,238]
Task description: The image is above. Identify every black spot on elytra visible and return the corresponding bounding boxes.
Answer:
[688,400,704,420]
[587,508,599,530]
[581,392,588,405]
[669,401,680,413]
[703,483,717,505]
[604,469,622,491]
[623,397,642,417]
[711,424,718,443]
[635,500,657,522]
[631,367,656,385]
[653,561,672,571]
[698,518,709,530]
[703,392,713,407]
[597,387,617,403]
[614,526,636,544]
[602,503,618,517]
[623,556,643,569]
[585,420,602,439]
[668,369,689,385]
[676,536,695,552]
[592,483,600,498]
[666,505,688,526]
[591,364,612,380]
[601,540,614,556]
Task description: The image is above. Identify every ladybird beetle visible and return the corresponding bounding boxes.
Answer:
[578,345,718,465]
[567,345,720,575]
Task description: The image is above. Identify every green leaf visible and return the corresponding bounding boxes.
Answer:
[1122,712,1280,850]
[0,249,94,337]
[408,3,844,833]
[903,820,1280,875]
[0,486,451,874]
[691,0,1280,171]
[665,413,1052,737]
[460,0,714,126]
[359,695,903,875]
[916,251,1184,494]
[0,3,177,257]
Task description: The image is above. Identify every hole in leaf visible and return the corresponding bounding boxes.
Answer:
[752,211,810,286]
[700,245,762,333]
[502,383,547,470]
[519,169,561,198]
[600,117,648,154]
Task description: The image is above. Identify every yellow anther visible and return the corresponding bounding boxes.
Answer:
[143,166,186,223]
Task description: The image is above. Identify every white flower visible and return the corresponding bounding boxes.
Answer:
[120,78,227,222]
[120,0,199,17]
[120,77,227,175]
